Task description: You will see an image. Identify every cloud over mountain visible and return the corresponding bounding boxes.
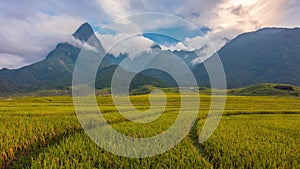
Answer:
[0,0,299,69]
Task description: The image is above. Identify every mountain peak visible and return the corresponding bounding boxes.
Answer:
[150,44,162,49]
[72,22,94,42]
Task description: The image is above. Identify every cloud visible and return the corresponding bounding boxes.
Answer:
[0,0,106,69]
[208,0,298,31]
[160,42,193,52]
[0,53,27,69]
[96,32,155,56]
[164,0,300,64]
[231,5,243,16]
[97,0,133,19]
[68,36,100,53]
[0,12,84,69]
[0,0,299,68]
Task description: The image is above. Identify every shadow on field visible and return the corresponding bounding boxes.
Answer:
[189,118,220,168]
[3,127,83,169]
[5,111,167,168]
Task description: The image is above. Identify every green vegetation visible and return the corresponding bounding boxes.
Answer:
[0,94,300,168]
[228,83,300,96]
[3,82,300,98]
[198,114,300,168]
[193,28,300,88]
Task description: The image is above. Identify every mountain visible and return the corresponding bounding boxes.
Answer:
[105,53,128,65]
[193,27,300,88]
[103,45,200,86]
[0,23,164,94]
[95,65,165,90]
[72,23,95,42]
[2,23,300,94]
[104,45,200,86]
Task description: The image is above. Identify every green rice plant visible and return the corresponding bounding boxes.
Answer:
[198,114,300,169]
[1,94,300,168]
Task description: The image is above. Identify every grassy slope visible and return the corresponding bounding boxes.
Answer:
[3,82,300,98]
[227,83,300,96]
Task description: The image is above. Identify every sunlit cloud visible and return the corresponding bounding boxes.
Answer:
[0,0,299,68]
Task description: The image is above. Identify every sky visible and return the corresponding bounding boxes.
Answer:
[0,0,299,69]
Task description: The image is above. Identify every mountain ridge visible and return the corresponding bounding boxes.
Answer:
[72,22,95,42]
[0,23,165,94]
[193,26,300,88]
[1,23,300,93]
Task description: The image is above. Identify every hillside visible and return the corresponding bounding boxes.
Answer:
[228,83,300,96]
[2,24,300,94]
[95,65,166,89]
[193,27,300,88]
[0,23,164,94]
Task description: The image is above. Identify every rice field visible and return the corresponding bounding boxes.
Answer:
[0,94,300,168]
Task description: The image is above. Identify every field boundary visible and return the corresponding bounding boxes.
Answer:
[189,118,221,168]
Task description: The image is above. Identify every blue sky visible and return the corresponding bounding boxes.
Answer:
[143,33,180,46]
[0,0,299,69]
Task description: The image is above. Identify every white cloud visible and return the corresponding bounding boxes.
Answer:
[160,25,242,63]
[97,0,133,19]
[130,14,189,31]
[35,13,84,35]
[0,53,27,69]
[96,32,154,56]
[160,42,193,52]
[0,0,300,69]
[68,36,100,53]
[0,12,83,69]
[95,0,300,65]
[98,13,189,36]
[168,0,300,64]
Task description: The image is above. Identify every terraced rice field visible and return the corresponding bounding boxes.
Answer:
[0,95,300,168]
